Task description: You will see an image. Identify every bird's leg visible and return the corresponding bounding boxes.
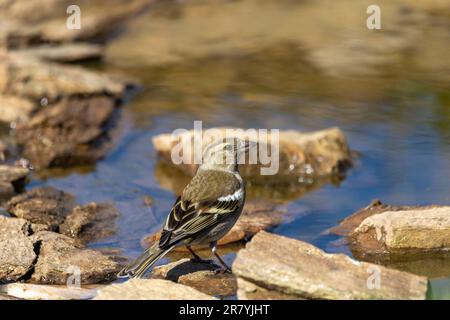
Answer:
[210,242,232,274]
[187,246,216,266]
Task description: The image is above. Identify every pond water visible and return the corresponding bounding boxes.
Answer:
[23,0,450,298]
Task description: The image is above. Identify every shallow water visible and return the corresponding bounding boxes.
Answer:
[21,0,450,298]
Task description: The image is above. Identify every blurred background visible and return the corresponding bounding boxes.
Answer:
[1,0,450,298]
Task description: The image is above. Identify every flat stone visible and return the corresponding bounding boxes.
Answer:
[152,258,237,297]
[0,283,101,300]
[30,231,122,285]
[0,216,37,282]
[60,202,120,244]
[0,0,151,48]
[0,52,126,101]
[94,278,214,300]
[6,186,75,229]
[349,205,450,261]
[152,127,352,184]
[12,43,103,63]
[141,200,286,252]
[329,199,434,237]
[232,231,428,300]
[237,278,302,300]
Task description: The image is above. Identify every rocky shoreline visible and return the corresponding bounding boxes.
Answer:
[1,0,450,301]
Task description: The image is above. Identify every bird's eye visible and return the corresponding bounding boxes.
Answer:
[224,144,233,151]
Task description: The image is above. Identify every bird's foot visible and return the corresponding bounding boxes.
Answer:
[190,257,219,267]
[214,267,232,275]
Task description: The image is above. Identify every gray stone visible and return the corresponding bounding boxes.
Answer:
[232,231,428,300]
[94,279,214,300]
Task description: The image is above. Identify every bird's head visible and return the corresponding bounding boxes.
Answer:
[200,137,255,172]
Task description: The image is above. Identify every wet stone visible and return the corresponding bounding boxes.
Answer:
[232,231,428,300]
[15,97,121,170]
[152,127,353,184]
[6,186,75,230]
[12,43,103,63]
[349,205,450,261]
[30,231,122,285]
[60,202,120,244]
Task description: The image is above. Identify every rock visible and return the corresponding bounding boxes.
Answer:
[349,205,450,261]
[0,95,36,123]
[94,278,214,300]
[0,52,126,102]
[232,231,428,300]
[0,51,134,169]
[12,43,103,63]
[152,127,352,184]
[237,278,302,300]
[0,0,152,48]
[6,187,75,229]
[60,203,119,243]
[30,231,122,285]
[0,216,37,282]
[141,200,287,251]
[329,199,433,237]
[0,164,28,200]
[0,283,101,300]
[15,97,121,170]
[152,258,237,297]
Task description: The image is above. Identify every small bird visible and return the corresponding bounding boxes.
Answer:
[118,137,252,278]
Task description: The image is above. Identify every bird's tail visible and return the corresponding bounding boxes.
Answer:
[118,244,174,279]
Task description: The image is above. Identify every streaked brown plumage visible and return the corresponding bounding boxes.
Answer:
[118,138,252,278]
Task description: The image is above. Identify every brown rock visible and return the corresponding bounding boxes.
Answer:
[232,231,428,300]
[349,206,450,261]
[30,231,122,285]
[0,164,28,200]
[60,202,120,243]
[236,278,302,300]
[15,97,121,169]
[0,95,36,123]
[94,278,214,300]
[6,187,75,229]
[12,43,103,63]
[0,52,126,101]
[152,127,352,184]
[0,0,152,48]
[141,200,286,251]
[152,258,237,297]
[0,283,101,300]
[0,51,133,169]
[0,216,37,282]
[329,200,436,237]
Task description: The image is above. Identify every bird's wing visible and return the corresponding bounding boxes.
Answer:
[158,170,243,248]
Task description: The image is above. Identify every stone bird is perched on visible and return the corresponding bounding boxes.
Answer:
[118,137,253,278]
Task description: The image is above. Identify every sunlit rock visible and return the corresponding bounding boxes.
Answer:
[232,231,428,300]
[94,278,214,300]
